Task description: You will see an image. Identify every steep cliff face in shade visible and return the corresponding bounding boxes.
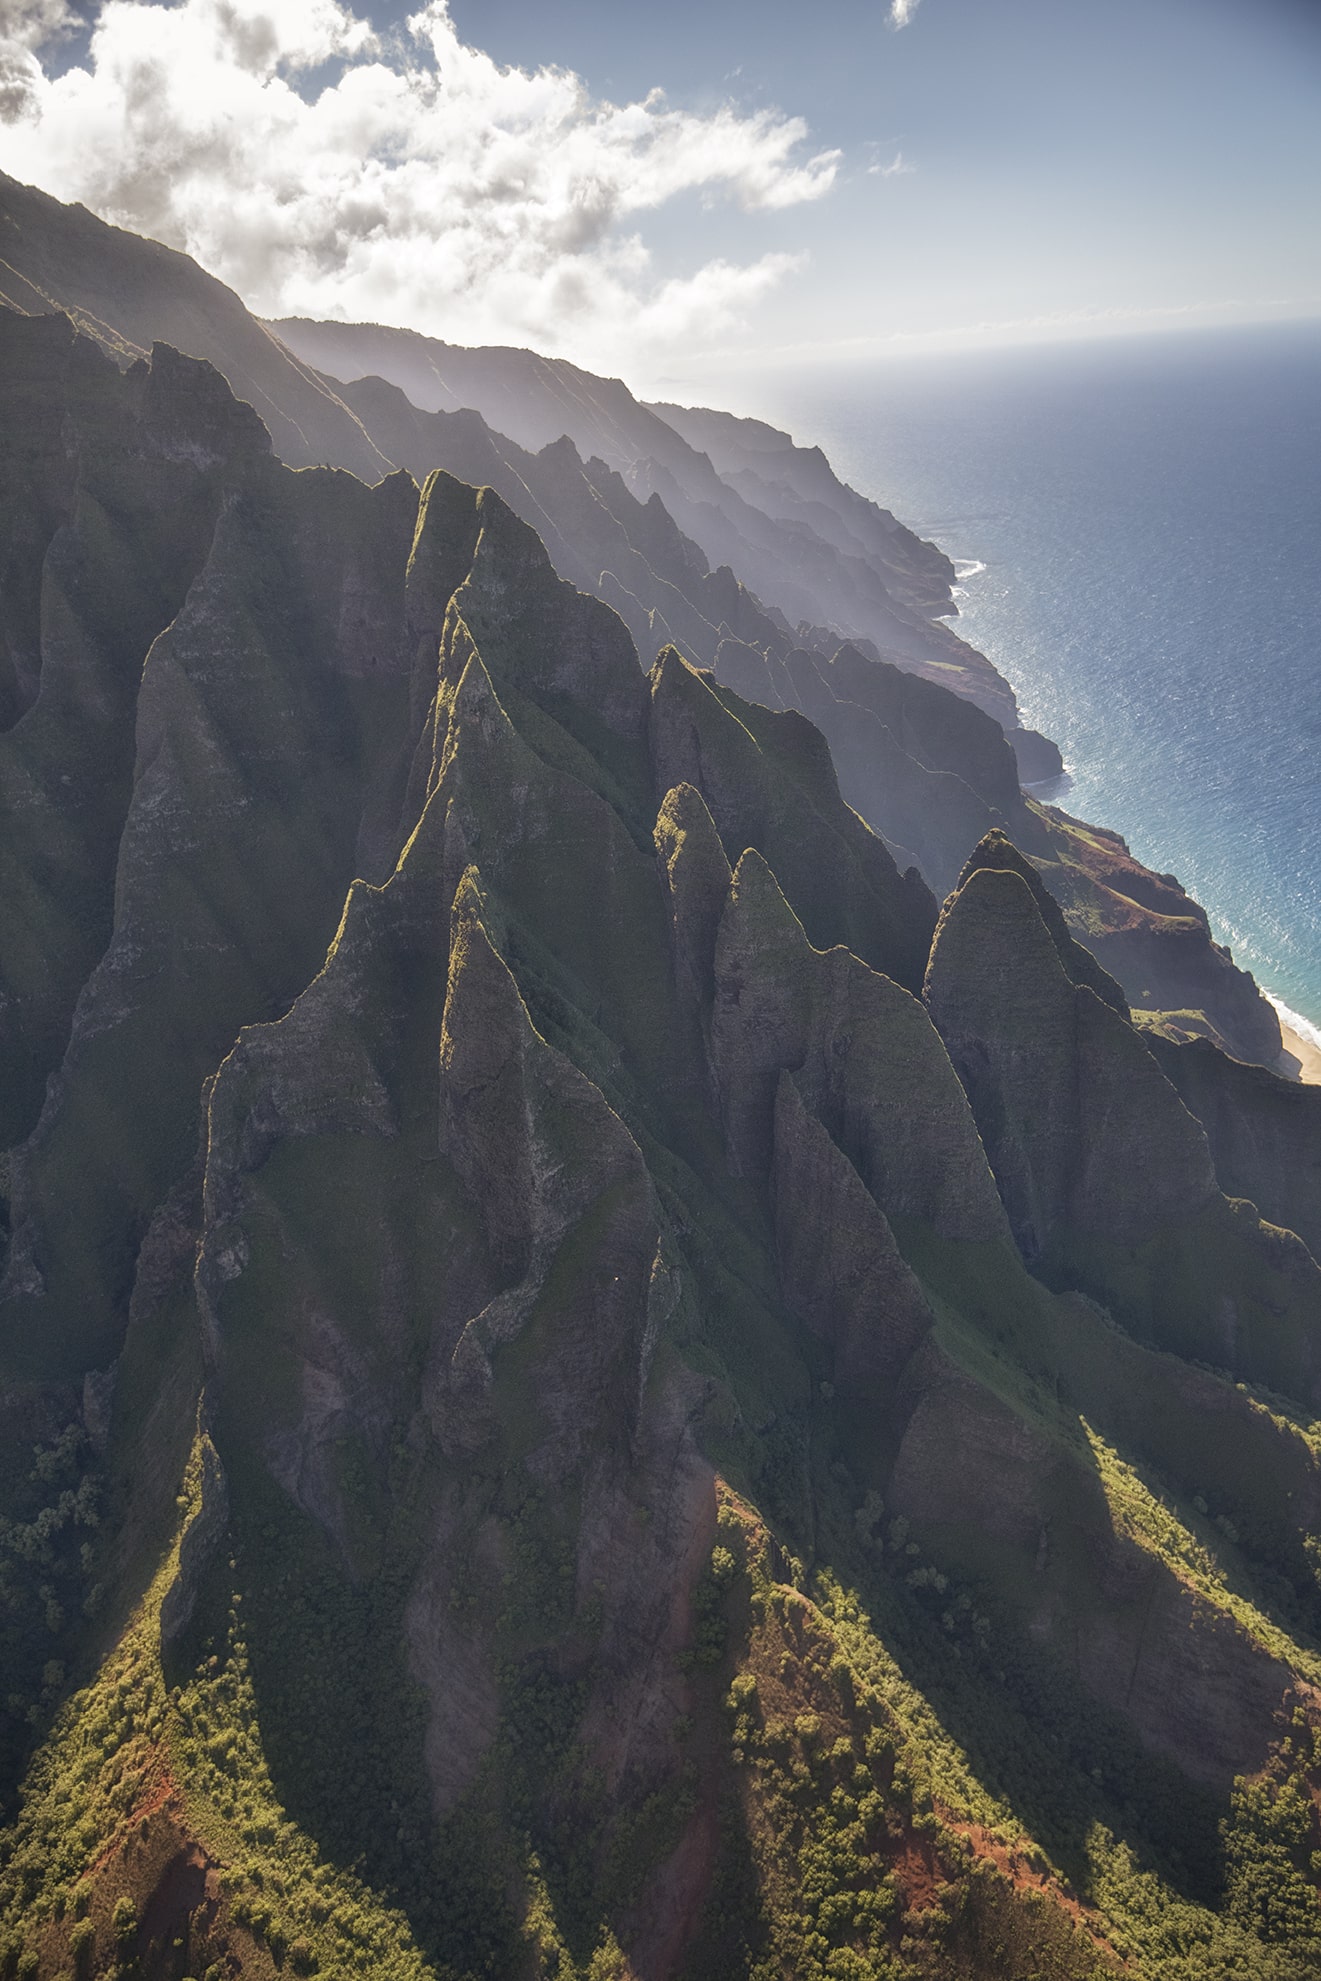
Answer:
[951,830,1129,1018]
[709,850,1007,1246]
[325,371,800,684]
[647,649,938,993]
[5,323,1321,1981]
[771,1070,936,1397]
[0,314,273,1151]
[924,865,1217,1258]
[0,329,423,1388]
[0,171,388,480]
[1146,1033,1321,1262]
[750,644,1049,897]
[924,859,1321,1403]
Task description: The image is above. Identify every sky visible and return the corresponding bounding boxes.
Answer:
[0,0,1317,390]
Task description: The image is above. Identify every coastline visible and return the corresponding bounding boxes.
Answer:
[803,337,1321,1128]
[944,572,1321,1095]
[1274,1010,1321,1087]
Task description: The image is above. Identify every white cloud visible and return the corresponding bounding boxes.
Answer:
[868,148,913,177]
[0,0,838,365]
[0,0,77,43]
[888,0,921,28]
[0,0,76,116]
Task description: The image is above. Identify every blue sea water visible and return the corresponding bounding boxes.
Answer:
[753,322,1321,1042]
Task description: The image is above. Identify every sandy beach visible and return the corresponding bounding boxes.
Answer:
[1277,1016,1321,1086]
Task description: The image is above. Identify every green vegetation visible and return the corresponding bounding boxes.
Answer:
[0,1431,437,1981]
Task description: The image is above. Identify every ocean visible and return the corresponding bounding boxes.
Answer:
[748,321,1321,1045]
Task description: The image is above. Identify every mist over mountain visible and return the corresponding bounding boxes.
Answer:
[1,171,1320,1981]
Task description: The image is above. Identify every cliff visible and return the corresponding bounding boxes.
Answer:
[1,323,1320,1981]
[266,313,1024,731]
[1145,1032,1321,1263]
[645,399,957,617]
[0,170,388,480]
[1030,807,1283,1067]
[0,167,1287,1070]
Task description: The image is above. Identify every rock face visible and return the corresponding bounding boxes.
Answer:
[0,315,271,1147]
[771,1071,935,1397]
[272,315,1022,726]
[925,855,1321,1403]
[0,170,388,479]
[647,644,938,991]
[0,319,422,1382]
[1031,804,1283,1066]
[745,645,1049,897]
[925,864,1216,1258]
[710,850,1007,1245]
[4,325,1321,1981]
[951,829,1129,1018]
[327,371,786,680]
[1147,1032,1321,1261]
[3,167,1288,1072]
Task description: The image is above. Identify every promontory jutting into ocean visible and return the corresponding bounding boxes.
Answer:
[742,318,1321,1051]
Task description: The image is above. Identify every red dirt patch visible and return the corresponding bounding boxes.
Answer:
[946,1817,1119,1956]
[89,1747,180,1876]
[890,1834,943,1912]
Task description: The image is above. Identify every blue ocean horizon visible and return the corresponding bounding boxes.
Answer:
[753,320,1321,1044]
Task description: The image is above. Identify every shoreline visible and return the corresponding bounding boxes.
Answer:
[956,567,1319,1096]
[1275,1014,1321,1087]
[902,451,1321,1102]
[931,453,1321,1106]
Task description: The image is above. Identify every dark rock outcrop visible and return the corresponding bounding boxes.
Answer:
[1148,1032,1321,1261]
[926,858,1321,1402]
[772,1070,934,1393]
[956,829,1129,1016]
[711,849,1009,1244]
[925,864,1214,1257]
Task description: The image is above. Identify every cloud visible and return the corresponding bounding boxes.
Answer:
[887,0,921,28]
[868,148,913,177]
[0,0,77,115]
[0,0,838,365]
[0,0,78,44]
